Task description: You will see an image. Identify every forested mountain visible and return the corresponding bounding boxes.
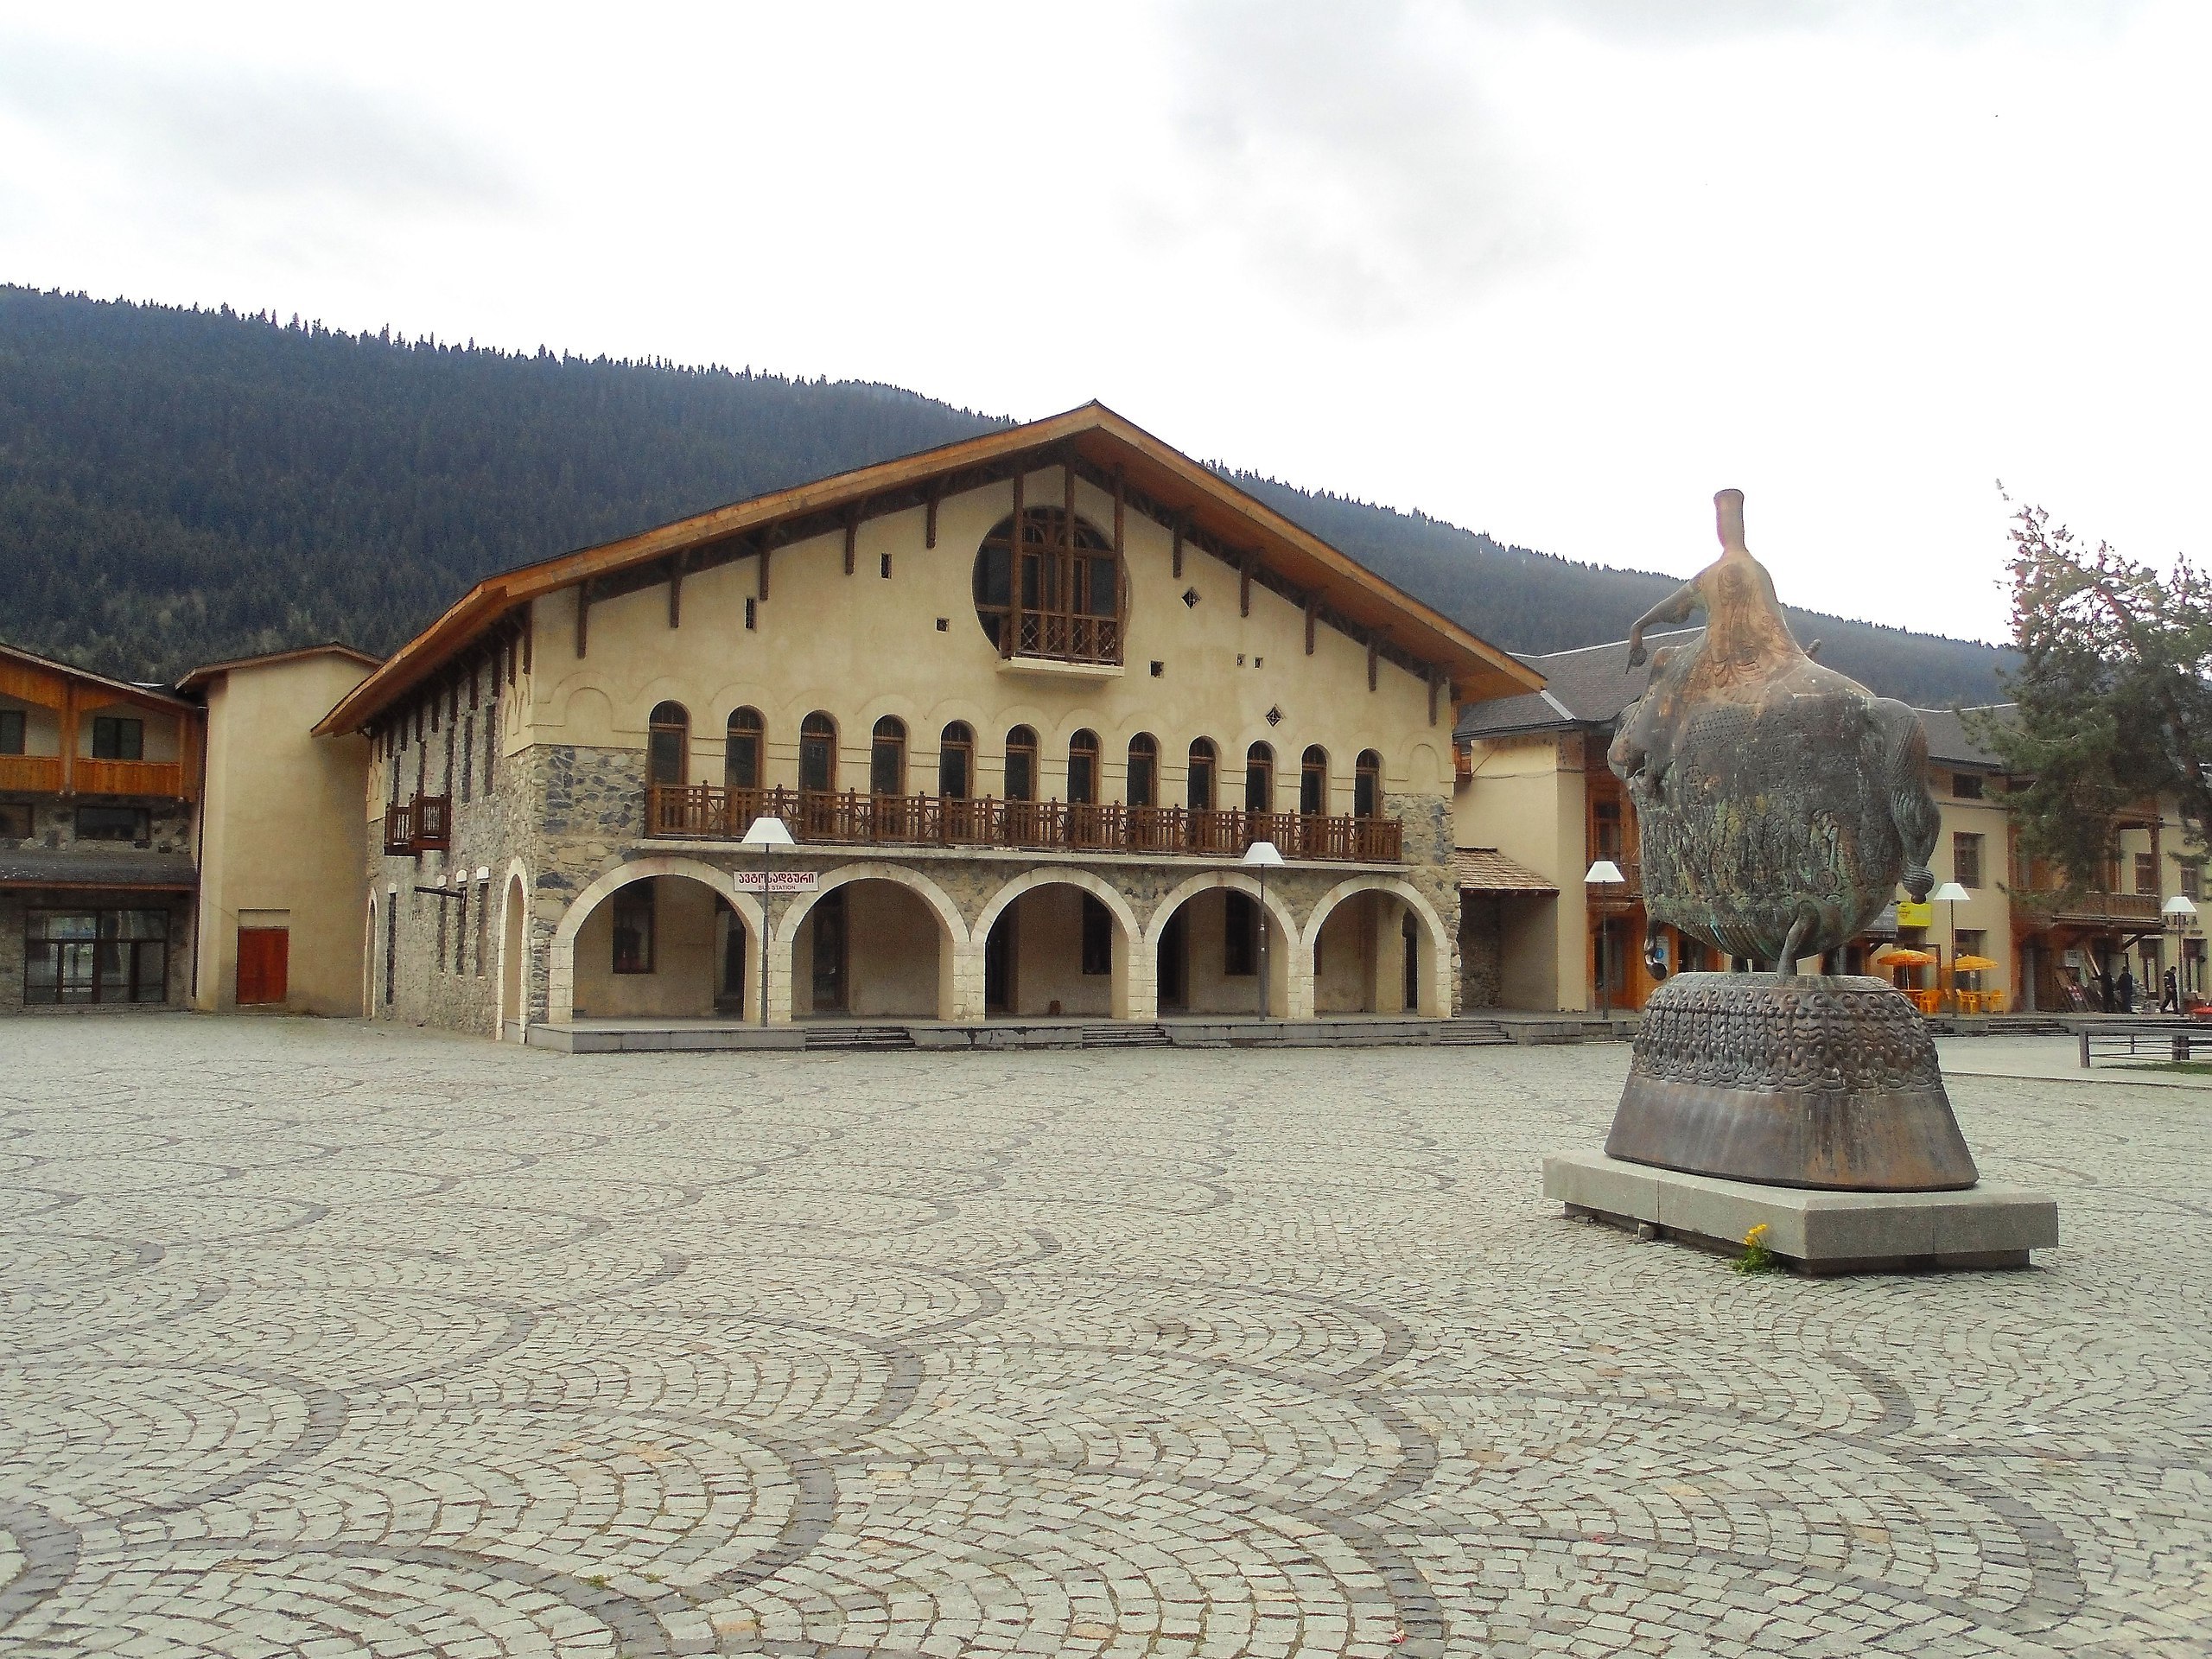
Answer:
[0,286,2015,705]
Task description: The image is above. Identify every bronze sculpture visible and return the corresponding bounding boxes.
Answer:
[1601,490,1978,1192]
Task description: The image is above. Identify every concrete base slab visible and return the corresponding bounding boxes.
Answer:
[1542,1148,2059,1274]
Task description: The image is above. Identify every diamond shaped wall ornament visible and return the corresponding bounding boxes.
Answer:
[1182,588,1200,607]
[1266,706,1283,727]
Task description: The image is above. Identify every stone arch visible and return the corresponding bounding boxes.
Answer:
[548,855,766,1027]
[973,868,1147,1021]
[1144,869,1306,1020]
[496,859,534,1041]
[773,861,969,1022]
[1302,874,1452,1018]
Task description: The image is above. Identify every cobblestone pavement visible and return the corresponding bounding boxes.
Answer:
[3,1019,2207,1659]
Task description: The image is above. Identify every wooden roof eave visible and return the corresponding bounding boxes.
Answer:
[315,402,1542,734]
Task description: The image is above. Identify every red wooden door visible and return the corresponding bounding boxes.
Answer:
[237,927,289,1006]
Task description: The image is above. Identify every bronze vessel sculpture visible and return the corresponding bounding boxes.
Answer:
[1602,490,1978,1192]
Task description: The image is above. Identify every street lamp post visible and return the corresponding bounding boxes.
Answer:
[741,814,795,1027]
[1930,880,1970,1007]
[2164,894,2197,1008]
[1242,840,1284,1021]
[1585,859,1624,1019]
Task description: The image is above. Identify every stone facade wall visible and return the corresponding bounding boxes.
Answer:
[1459,893,1503,1010]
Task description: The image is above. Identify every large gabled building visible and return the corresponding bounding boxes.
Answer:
[311,403,1543,1041]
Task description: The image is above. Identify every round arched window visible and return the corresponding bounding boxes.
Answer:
[973,507,1122,664]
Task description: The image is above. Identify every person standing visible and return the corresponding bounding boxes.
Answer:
[2162,965,2180,1014]
[2117,964,2136,1014]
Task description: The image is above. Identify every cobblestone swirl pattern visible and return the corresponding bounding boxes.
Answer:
[2,1018,2207,1657]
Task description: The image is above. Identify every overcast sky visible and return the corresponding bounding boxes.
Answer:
[3,1,2203,645]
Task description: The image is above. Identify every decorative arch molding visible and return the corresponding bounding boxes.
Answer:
[546,855,766,1026]
[1140,868,1302,953]
[496,856,535,1040]
[971,867,1143,947]
[771,860,969,950]
[1300,873,1452,1018]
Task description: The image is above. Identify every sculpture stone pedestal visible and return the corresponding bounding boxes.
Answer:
[1544,1151,2058,1274]
[1550,973,2059,1272]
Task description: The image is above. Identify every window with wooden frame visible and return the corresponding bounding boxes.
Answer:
[1592,798,1624,860]
[1081,894,1112,975]
[611,880,656,974]
[1126,734,1158,808]
[871,717,907,797]
[971,506,1123,664]
[1004,726,1038,802]
[799,713,837,793]
[1953,770,1984,799]
[23,908,169,1005]
[1354,750,1383,818]
[647,702,690,786]
[1187,739,1217,811]
[74,805,148,843]
[1244,743,1274,814]
[1067,730,1100,805]
[2135,850,2157,894]
[938,722,974,798]
[0,709,23,754]
[1300,747,1327,816]
[1224,890,1257,976]
[726,708,765,790]
[2184,861,2202,900]
[91,715,143,761]
[1954,831,1985,890]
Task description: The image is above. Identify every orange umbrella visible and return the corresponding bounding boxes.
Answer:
[1874,947,1937,966]
[1952,954,1999,972]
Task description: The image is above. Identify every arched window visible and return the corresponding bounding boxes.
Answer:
[725,707,764,791]
[1187,739,1217,812]
[1067,729,1100,805]
[800,713,837,793]
[1300,746,1328,816]
[1127,734,1158,808]
[648,702,690,787]
[971,506,1124,664]
[870,716,907,796]
[1355,750,1383,818]
[938,722,974,798]
[1004,726,1038,802]
[1245,742,1274,814]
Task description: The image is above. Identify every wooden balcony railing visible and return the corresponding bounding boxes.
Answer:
[383,793,452,856]
[1010,609,1122,665]
[648,786,1403,862]
[2013,887,2162,925]
[0,754,63,792]
[73,759,187,798]
[1586,856,1643,900]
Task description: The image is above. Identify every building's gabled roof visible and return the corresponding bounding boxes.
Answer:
[315,402,1544,736]
[1918,705,2013,770]
[0,639,199,712]
[1454,630,1699,742]
[175,641,381,696]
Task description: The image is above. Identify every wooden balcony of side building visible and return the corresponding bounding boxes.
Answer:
[646,785,1404,862]
[2011,886,2163,927]
[383,794,452,856]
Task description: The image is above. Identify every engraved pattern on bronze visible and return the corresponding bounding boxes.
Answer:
[1631,973,1942,1096]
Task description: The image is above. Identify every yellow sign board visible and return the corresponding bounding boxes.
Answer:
[1895,901,1934,929]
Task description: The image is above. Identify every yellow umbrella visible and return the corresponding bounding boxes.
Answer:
[1874,947,1937,966]
[1952,954,1999,972]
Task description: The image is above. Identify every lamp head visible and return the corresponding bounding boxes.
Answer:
[1930,881,1972,903]
[740,815,796,849]
[1584,859,1624,885]
[1242,840,1285,868]
[2164,893,2199,918]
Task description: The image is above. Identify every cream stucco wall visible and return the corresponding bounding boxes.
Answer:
[1930,779,2018,1003]
[194,652,373,1015]
[513,465,1448,816]
[1456,735,1586,1011]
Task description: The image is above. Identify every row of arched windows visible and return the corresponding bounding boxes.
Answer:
[648,702,1384,815]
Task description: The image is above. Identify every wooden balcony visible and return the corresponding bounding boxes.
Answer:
[0,756,187,797]
[2013,887,2162,926]
[383,793,452,856]
[0,754,62,792]
[73,759,187,798]
[647,786,1403,863]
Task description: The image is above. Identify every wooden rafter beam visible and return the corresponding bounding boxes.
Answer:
[668,550,687,628]
[575,580,592,658]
